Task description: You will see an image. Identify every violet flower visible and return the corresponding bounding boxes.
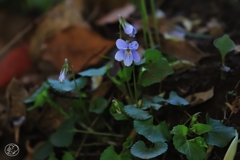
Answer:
[59,59,68,83]
[115,39,140,66]
[118,15,137,37]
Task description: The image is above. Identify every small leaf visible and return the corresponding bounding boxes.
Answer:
[214,34,235,56]
[224,130,238,160]
[123,137,133,149]
[118,65,133,82]
[78,66,107,77]
[62,152,74,160]
[134,118,171,143]
[173,135,206,160]
[24,82,50,103]
[167,91,189,106]
[124,105,152,120]
[172,125,188,137]
[130,140,167,159]
[100,145,132,160]
[141,98,162,110]
[153,96,166,103]
[33,141,53,160]
[190,123,212,135]
[89,98,108,114]
[48,153,58,160]
[140,49,174,87]
[50,115,78,147]
[27,88,49,111]
[203,116,235,147]
[48,77,87,92]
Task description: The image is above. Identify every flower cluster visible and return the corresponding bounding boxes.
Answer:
[115,15,140,67]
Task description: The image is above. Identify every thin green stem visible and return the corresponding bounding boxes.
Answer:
[133,65,138,104]
[70,65,91,124]
[140,0,154,48]
[119,23,122,39]
[47,98,68,118]
[73,129,124,137]
[150,0,161,48]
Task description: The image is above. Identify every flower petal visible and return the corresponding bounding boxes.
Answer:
[123,53,133,66]
[129,41,139,50]
[132,50,140,62]
[115,50,124,61]
[116,39,128,49]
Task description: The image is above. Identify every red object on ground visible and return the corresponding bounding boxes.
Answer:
[0,45,31,88]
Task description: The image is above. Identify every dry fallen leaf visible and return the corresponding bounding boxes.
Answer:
[43,26,115,72]
[185,87,214,106]
[161,39,209,63]
[29,0,88,61]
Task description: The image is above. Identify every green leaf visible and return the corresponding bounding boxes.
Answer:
[62,152,74,160]
[109,101,128,121]
[167,91,189,106]
[214,34,235,56]
[50,115,78,147]
[190,123,212,135]
[78,66,107,77]
[124,105,152,120]
[48,153,58,160]
[134,118,171,143]
[27,88,49,111]
[130,140,167,159]
[141,98,162,110]
[139,49,174,87]
[153,96,166,103]
[33,141,53,160]
[24,82,50,103]
[89,98,108,114]
[123,137,133,149]
[173,135,206,160]
[100,145,132,160]
[48,77,87,92]
[172,125,188,137]
[117,65,133,82]
[203,117,235,147]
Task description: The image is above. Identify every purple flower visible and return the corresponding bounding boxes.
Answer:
[118,15,137,37]
[115,39,140,66]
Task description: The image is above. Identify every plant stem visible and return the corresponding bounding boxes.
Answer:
[140,0,155,48]
[150,0,161,48]
[70,65,91,124]
[74,129,124,137]
[47,98,69,118]
[133,65,138,104]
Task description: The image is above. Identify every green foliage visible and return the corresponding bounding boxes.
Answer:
[190,123,212,135]
[48,77,87,92]
[27,87,49,111]
[172,125,206,160]
[141,98,162,110]
[48,153,58,160]
[109,100,128,120]
[33,141,53,160]
[118,65,133,82]
[214,34,235,57]
[62,152,74,160]
[25,0,62,13]
[78,66,107,77]
[100,145,132,160]
[50,115,78,147]
[167,91,189,106]
[130,140,167,159]
[89,98,108,114]
[134,118,171,143]
[153,91,189,106]
[123,138,133,149]
[124,105,152,120]
[24,82,50,103]
[203,116,235,147]
[139,49,174,87]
